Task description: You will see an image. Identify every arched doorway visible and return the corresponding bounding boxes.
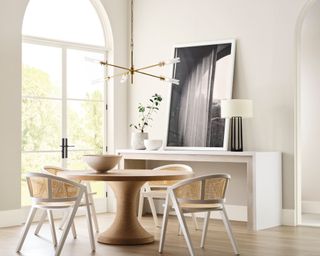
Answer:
[21,0,113,206]
[296,0,320,226]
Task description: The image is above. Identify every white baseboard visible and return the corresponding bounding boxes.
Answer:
[0,198,295,229]
[302,201,320,214]
[0,197,107,228]
[0,208,24,227]
[281,209,296,226]
[223,205,247,221]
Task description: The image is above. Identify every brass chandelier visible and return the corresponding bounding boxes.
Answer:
[99,0,180,85]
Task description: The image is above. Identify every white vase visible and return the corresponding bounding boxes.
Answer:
[131,132,148,150]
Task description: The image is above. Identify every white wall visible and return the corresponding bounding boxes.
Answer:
[301,1,320,204]
[129,0,308,209]
[102,0,129,155]
[0,0,28,210]
[0,0,128,211]
[0,0,315,214]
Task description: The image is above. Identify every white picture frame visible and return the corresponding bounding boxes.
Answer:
[164,39,236,151]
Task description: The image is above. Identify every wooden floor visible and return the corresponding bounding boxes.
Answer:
[1,213,320,256]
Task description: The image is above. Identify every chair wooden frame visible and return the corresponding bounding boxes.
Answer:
[16,172,95,256]
[138,164,199,229]
[159,173,240,256]
[35,166,99,237]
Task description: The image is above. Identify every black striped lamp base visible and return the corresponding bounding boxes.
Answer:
[230,116,243,152]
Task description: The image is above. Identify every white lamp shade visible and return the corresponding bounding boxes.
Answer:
[221,99,253,118]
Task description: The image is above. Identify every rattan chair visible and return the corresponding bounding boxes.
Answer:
[138,164,199,229]
[159,173,239,256]
[16,172,95,256]
[34,165,99,238]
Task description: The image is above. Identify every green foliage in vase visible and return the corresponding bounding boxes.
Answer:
[130,93,162,133]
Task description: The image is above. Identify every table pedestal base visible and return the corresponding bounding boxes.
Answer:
[98,181,154,245]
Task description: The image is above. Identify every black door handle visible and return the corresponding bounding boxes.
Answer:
[60,138,66,159]
[60,138,75,159]
[65,138,75,158]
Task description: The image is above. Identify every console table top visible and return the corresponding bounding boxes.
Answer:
[117,149,281,157]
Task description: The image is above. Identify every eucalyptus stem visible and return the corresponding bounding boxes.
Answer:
[130,93,162,133]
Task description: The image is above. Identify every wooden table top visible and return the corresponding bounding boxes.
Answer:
[59,169,193,181]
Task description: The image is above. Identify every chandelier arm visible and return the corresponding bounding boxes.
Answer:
[135,70,165,80]
[135,63,163,72]
[100,61,131,71]
[106,71,130,80]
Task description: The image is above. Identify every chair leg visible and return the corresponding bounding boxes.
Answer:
[71,222,77,239]
[191,213,199,230]
[16,207,37,252]
[55,196,82,256]
[34,210,47,235]
[59,209,69,230]
[200,211,211,248]
[159,193,170,253]
[84,191,96,251]
[59,209,77,239]
[147,196,160,227]
[178,214,198,235]
[88,192,99,233]
[221,207,240,255]
[47,209,58,247]
[170,193,195,256]
[138,189,144,222]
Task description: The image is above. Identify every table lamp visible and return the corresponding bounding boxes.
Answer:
[221,99,253,151]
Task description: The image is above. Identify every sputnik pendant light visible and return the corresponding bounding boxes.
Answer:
[99,0,180,85]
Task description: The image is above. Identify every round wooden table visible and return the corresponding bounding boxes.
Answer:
[60,169,192,245]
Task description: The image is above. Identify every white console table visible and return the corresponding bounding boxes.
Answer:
[117,150,282,231]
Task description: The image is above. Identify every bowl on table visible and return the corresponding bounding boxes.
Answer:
[83,154,122,173]
[144,139,162,151]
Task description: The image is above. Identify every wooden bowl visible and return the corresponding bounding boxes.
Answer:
[83,154,122,173]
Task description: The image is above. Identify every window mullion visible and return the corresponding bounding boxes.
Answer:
[104,51,108,153]
[62,46,67,168]
[23,35,108,53]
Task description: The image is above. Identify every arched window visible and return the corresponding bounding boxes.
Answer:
[21,0,109,205]
[23,0,105,46]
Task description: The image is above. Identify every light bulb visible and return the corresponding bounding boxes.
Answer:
[163,57,181,65]
[165,77,180,85]
[120,73,129,83]
[160,76,180,85]
[84,56,102,64]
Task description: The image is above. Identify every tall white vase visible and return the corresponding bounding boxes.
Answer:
[131,132,148,150]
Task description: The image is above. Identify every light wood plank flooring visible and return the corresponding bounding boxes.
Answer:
[1,213,320,256]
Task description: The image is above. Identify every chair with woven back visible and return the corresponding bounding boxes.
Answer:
[16,172,95,256]
[138,164,199,230]
[34,165,99,238]
[159,173,240,256]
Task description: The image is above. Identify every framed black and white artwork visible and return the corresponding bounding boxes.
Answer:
[165,40,236,150]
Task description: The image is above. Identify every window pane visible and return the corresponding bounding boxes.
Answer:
[21,152,61,206]
[22,43,61,98]
[67,150,105,198]
[67,100,103,151]
[67,49,105,100]
[22,98,62,151]
[67,150,93,170]
[23,0,105,46]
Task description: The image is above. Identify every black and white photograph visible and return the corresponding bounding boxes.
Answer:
[166,40,236,150]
